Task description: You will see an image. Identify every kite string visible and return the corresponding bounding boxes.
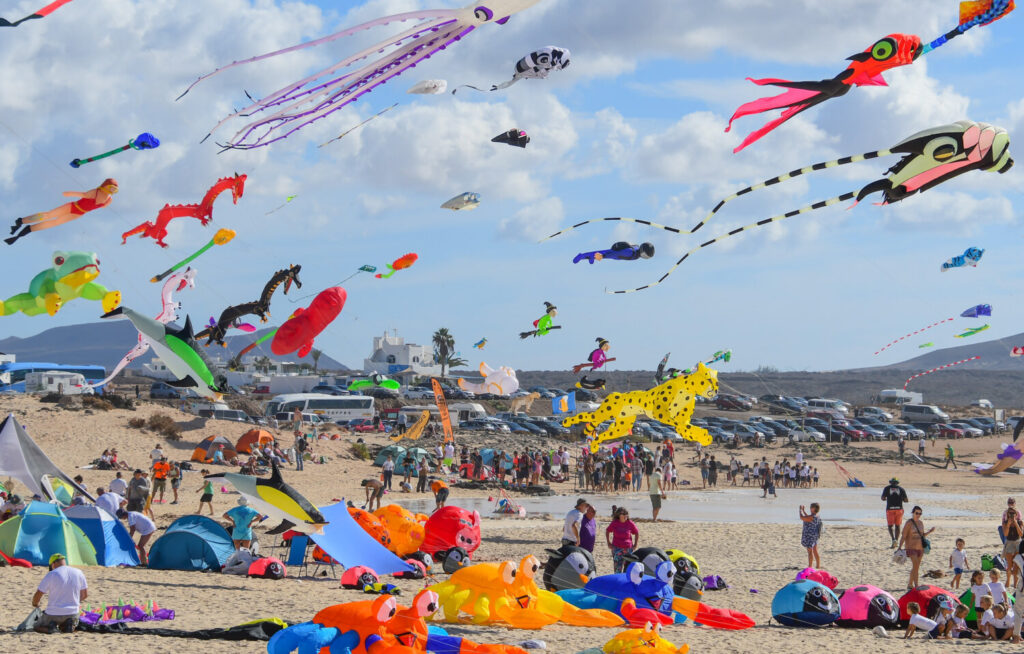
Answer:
[903,356,982,390]
[873,317,956,355]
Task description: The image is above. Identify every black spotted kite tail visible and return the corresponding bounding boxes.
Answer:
[0,0,73,27]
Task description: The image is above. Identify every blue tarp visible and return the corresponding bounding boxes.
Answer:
[64,504,139,567]
[148,515,234,572]
[311,502,414,575]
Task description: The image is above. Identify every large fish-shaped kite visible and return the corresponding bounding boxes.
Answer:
[545,120,1013,294]
[177,1,545,149]
[726,1,1015,152]
[206,462,328,535]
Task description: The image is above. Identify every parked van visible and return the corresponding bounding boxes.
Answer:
[806,398,849,415]
[900,404,949,424]
[25,371,93,395]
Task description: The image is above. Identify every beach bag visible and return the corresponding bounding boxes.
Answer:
[703,574,729,590]
[992,554,1007,571]
[982,554,994,571]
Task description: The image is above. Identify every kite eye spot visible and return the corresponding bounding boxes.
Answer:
[871,37,897,61]
[924,136,960,161]
[474,6,494,21]
[55,256,65,266]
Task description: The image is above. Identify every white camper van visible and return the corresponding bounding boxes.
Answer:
[24,371,94,396]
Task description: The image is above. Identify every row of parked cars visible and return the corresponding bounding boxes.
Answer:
[460,413,572,437]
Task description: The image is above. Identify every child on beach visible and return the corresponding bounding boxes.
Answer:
[988,569,1008,605]
[904,602,939,639]
[933,601,956,639]
[987,603,1014,640]
[951,604,982,639]
[950,538,968,589]
[978,594,995,635]
[799,503,822,569]
[196,470,214,515]
[970,571,989,627]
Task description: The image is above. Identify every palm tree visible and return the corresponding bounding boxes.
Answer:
[311,349,323,373]
[445,355,468,372]
[432,328,455,378]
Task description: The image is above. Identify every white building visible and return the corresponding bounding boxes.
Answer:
[363,331,441,380]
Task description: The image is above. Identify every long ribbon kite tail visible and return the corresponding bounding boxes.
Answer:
[922,0,1015,53]
[903,356,981,390]
[541,217,685,243]
[0,0,73,27]
[318,103,398,148]
[237,330,277,360]
[607,191,858,294]
[874,317,956,355]
[689,148,894,233]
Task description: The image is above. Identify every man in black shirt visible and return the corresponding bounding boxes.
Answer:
[882,477,909,548]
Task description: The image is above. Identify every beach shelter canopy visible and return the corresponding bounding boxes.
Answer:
[236,429,274,454]
[311,502,413,575]
[0,414,93,502]
[64,504,140,567]
[0,501,97,566]
[148,515,233,571]
[191,435,237,463]
[480,448,512,471]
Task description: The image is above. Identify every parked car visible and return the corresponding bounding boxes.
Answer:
[960,418,993,435]
[343,418,378,432]
[507,420,544,435]
[275,412,325,426]
[460,419,498,432]
[971,398,994,409]
[198,408,250,423]
[856,406,893,421]
[715,394,753,411]
[766,398,804,415]
[973,417,1004,433]
[901,404,950,424]
[892,423,925,438]
[359,386,400,399]
[149,382,180,399]
[790,428,826,442]
[478,418,511,433]
[570,387,599,402]
[403,386,435,400]
[310,384,349,396]
[929,423,965,439]
[527,386,557,399]
[832,423,868,441]
[876,424,907,440]
[949,422,983,438]
[708,426,735,442]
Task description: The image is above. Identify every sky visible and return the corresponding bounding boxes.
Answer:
[0,0,1022,374]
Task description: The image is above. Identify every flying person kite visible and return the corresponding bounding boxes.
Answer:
[177,1,545,149]
[545,120,1013,294]
[453,45,570,93]
[70,133,159,168]
[375,253,418,279]
[519,301,560,339]
[573,242,654,265]
[941,246,985,271]
[572,338,614,374]
[6,179,118,245]
[725,1,1015,152]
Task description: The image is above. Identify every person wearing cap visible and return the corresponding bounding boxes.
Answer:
[563,498,589,547]
[126,469,150,513]
[31,553,87,633]
[118,506,156,565]
[223,497,260,550]
[882,477,909,548]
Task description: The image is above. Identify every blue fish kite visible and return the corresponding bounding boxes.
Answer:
[961,304,992,318]
[941,246,984,271]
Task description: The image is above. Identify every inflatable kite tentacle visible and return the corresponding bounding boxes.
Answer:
[266,622,343,654]
[541,216,685,243]
[606,191,858,294]
[689,147,895,233]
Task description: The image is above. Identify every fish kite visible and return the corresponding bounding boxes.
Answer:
[876,302,993,354]
[573,242,654,265]
[519,301,560,339]
[0,251,121,317]
[955,324,989,338]
[265,195,297,215]
[453,45,570,93]
[441,192,480,211]
[725,1,1016,152]
[572,337,614,374]
[122,173,246,248]
[150,228,236,283]
[904,355,981,389]
[206,462,327,535]
[103,307,224,400]
[408,79,448,94]
[0,0,74,27]
[318,103,398,148]
[197,265,302,347]
[473,338,487,349]
[941,246,985,271]
[491,128,530,148]
[272,287,346,358]
[545,120,1013,294]
[375,254,418,279]
[70,133,159,169]
[177,1,544,149]
[6,179,118,245]
[349,373,401,391]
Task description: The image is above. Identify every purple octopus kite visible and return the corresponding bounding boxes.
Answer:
[177,1,544,149]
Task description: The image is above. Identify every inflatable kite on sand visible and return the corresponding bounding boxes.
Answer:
[421,506,481,557]
[0,251,121,317]
[376,254,418,279]
[772,579,841,627]
[545,120,1014,294]
[122,174,246,248]
[207,462,327,535]
[725,1,1015,152]
[602,622,689,654]
[836,584,900,628]
[974,441,1023,476]
[564,363,716,453]
[0,0,75,27]
[941,246,985,271]
[151,228,236,283]
[457,363,519,395]
[272,286,346,358]
[197,265,302,347]
[70,132,159,168]
[453,46,571,93]
[5,179,118,245]
[177,1,545,149]
[875,303,992,354]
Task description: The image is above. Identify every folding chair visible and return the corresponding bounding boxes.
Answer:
[285,534,311,576]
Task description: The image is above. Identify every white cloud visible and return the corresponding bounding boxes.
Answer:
[498,196,564,241]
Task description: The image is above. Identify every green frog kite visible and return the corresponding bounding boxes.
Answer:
[0,251,121,317]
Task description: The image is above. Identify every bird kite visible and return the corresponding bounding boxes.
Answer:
[491,128,530,148]
[519,301,559,339]
[941,246,985,271]
[150,228,236,283]
[725,1,1016,152]
[545,120,1013,294]
[177,1,544,149]
[5,179,118,245]
[904,356,981,389]
[408,79,448,94]
[197,265,302,347]
[441,192,480,211]
[577,376,606,390]
[955,324,989,338]
[573,242,654,265]
[375,253,418,279]
[876,303,993,354]
[318,103,398,149]
[473,338,487,349]
[453,45,570,93]
[0,0,74,27]
[70,133,159,168]
[122,173,246,248]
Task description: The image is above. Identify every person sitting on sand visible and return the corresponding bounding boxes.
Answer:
[109,448,129,470]
[904,601,939,639]
[212,444,227,466]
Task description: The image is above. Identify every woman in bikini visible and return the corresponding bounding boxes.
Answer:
[6,179,118,245]
[898,505,936,590]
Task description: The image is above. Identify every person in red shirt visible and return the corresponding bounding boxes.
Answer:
[605,507,639,573]
[6,179,118,245]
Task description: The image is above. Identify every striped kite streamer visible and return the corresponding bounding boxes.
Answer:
[874,318,957,355]
[903,356,981,390]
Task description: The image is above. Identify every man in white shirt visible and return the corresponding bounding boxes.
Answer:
[94,489,122,517]
[108,472,127,497]
[795,449,804,465]
[120,509,157,565]
[31,554,87,633]
[562,498,588,547]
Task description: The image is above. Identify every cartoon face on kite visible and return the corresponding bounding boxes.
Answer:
[556,562,677,622]
[0,251,121,317]
[376,254,419,278]
[122,174,246,248]
[492,129,530,148]
[455,46,570,93]
[5,180,118,246]
[206,462,327,535]
[441,193,481,211]
[602,622,689,654]
[573,242,654,265]
[542,545,596,592]
[421,506,481,556]
[942,246,985,271]
[272,286,346,358]
[457,362,519,396]
[545,120,1013,294]
[836,584,900,628]
[198,264,302,347]
[771,580,841,627]
[177,1,544,149]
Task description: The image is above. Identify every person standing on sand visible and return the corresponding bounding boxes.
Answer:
[223,497,260,550]
[196,470,214,515]
[882,478,909,548]
[898,505,935,590]
[799,503,822,569]
[707,455,718,488]
[897,435,906,465]
[362,478,385,511]
[606,507,639,573]
[563,498,588,547]
[126,469,149,513]
[416,458,429,493]
[118,506,156,565]
[650,467,666,521]
[1002,506,1023,590]
[579,504,597,554]
[151,457,169,504]
[944,443,957,469]
[700,456,708,489]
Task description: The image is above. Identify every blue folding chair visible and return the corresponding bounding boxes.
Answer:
[286,534,310,576]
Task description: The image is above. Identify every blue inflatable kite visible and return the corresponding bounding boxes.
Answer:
[771,579,840,627]
[941,246,984,271]
[961,303,992,318]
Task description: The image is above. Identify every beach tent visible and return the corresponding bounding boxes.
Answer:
[236,429,274,454]
[311,502,414,575]
[148,515,233,571]
[64,504,140,567]
[0,501,97,566]
[0,414,93,503]
[191,435,237,463]
[480,448,512,471]
[373,445,406,467]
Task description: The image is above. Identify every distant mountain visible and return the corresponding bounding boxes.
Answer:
[858,330,1024,372]
[0,320,349,371]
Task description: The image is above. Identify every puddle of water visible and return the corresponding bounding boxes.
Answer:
[393,487,986,526]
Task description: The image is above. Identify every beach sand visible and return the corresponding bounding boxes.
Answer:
[0,395,1019,653]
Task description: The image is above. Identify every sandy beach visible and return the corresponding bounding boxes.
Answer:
[1,394,1021,653]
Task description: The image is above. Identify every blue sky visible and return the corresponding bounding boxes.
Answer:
[0,0,1022,373]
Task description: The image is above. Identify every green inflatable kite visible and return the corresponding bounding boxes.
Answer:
[0,251,121,317]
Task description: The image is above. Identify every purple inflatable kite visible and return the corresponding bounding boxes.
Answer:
[836,584,899,628]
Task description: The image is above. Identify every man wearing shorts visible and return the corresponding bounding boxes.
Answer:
[650,469,665,521]
[151,457,169,503]
[431,479,449,510]
[882,477,909,548]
